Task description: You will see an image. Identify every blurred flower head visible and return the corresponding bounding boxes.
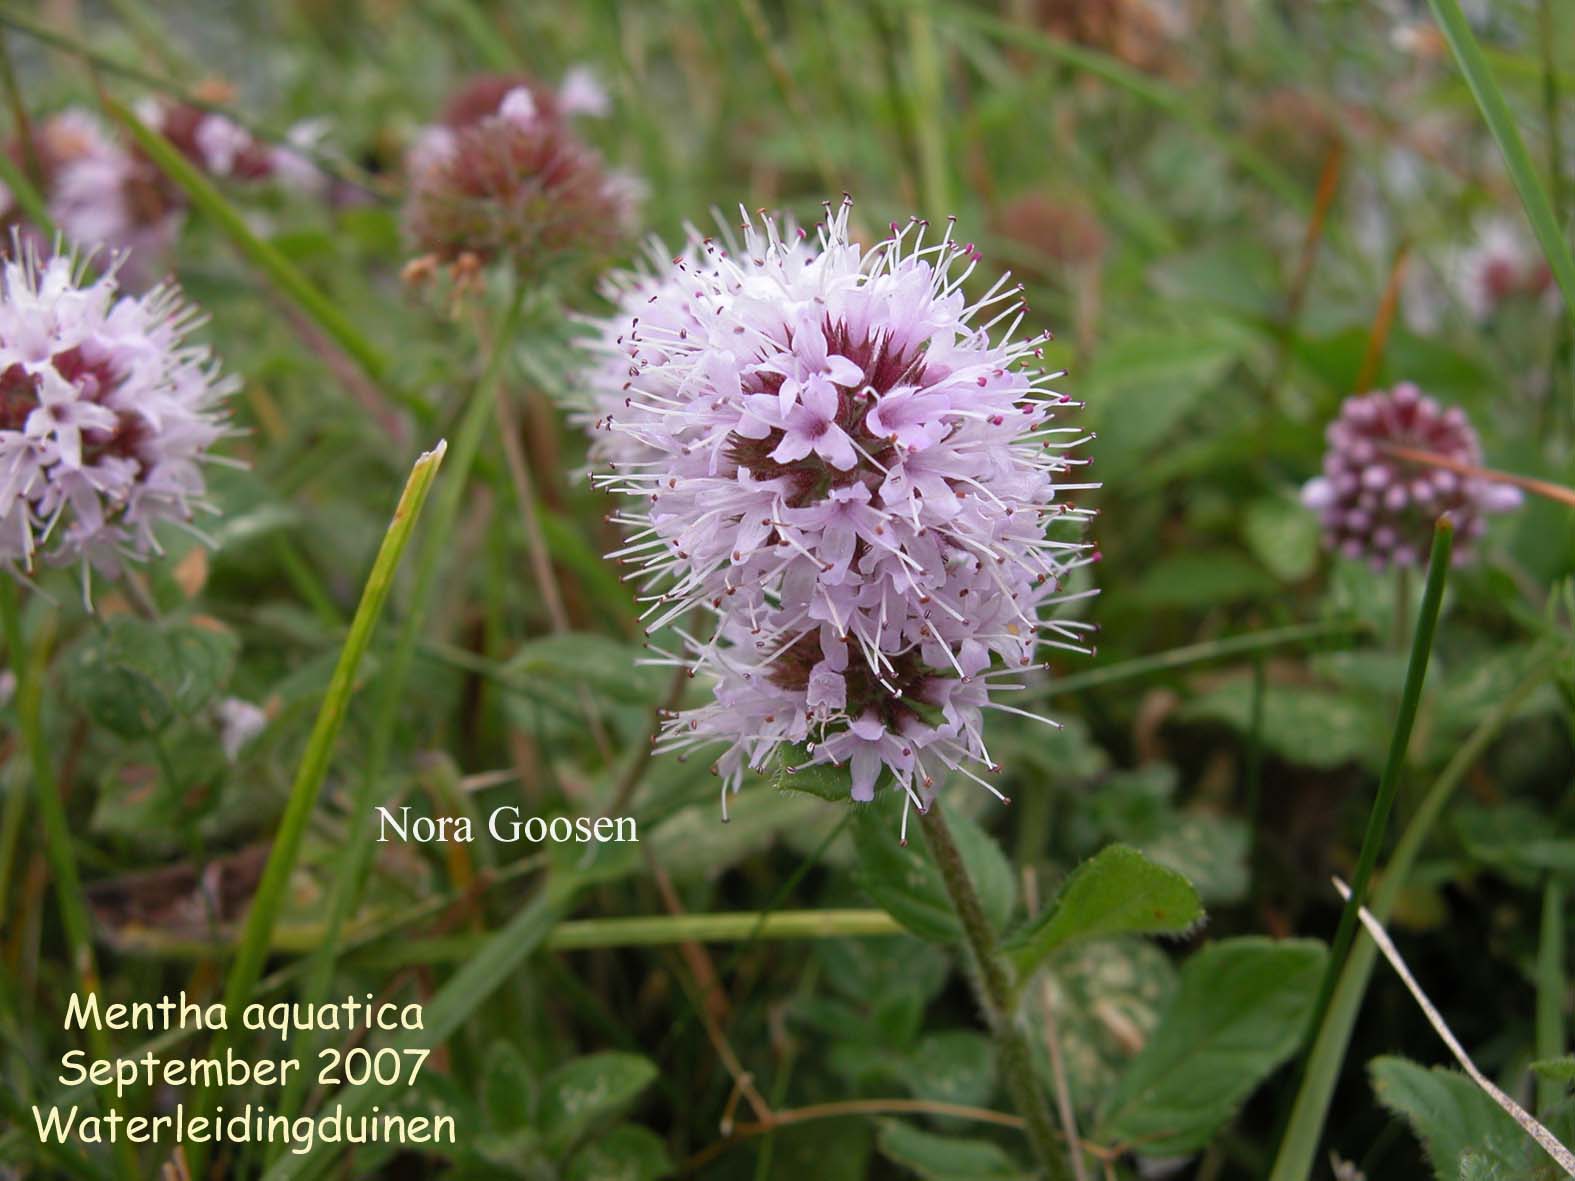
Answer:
[215,695,268,761]
[1,109,182,289]
[993,192,1106,278]
[403,74,635,275]
[0,243,235,585]
[1448,216,1555,321]
[557,65,612,119]
[1301,382,1520,569]
[1035,0,1184,75]
[595,198,1097,830]
[139,98,330,198]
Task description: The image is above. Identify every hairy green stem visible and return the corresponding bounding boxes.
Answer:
[921,804,1071,1181]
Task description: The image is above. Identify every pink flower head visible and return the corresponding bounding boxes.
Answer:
[595,198,1098,836]
[0,243,235,588]
[1301,382,1521,569]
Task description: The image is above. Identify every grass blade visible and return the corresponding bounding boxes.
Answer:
[1295,518,1454,1074]
[1023,619,1369,700]
[270,289,527,1147]
[1268,645,1557,1181]
[1537,877,1567,1115]
[1427,0,1575,321]
[186,441,447,1173]
[0,145,53,242]
[100,94,428,421]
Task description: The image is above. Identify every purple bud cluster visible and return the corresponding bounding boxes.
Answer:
[1302,382,1520,569]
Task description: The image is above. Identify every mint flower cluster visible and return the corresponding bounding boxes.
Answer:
[0,247,233,580]
[589,199,1096,828]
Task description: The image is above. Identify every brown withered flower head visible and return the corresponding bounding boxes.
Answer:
[402,74,638,280]
[1035,0,1182,75]
[993,193,1106,279]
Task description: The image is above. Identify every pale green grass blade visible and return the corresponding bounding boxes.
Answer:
[223,440,447,1014]
[1428,0,1575,321]
[101,94,428,420]
[1268,648,1558,1181]
[184,442,447,1174]
[1023,619,1369,701]
[270,289,527,1149]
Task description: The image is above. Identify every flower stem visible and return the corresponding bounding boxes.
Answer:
[920,803,1071,1181]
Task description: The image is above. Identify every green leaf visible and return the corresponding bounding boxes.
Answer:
[1097,937,1326,1154]
[1458,1154,1507,1181]
[904,1032,998,1111]
[1131,551,1278,609]
[504,633,665,707]
[1453,803,1575,877]
[773,743,856,802]
[1003,845,1202,974]
[1531,1057,1575,1083]
[1244,496,1321,583]
[1180,680,1386,770]
[761,1119,874,1180]
[1143,812,1251,907]
[63,617,238,739]
[648,791,831,880]
[564,1125,673,1181]
[852,799,1015,943]
[1027,939,1177,1115]
[537,1052,659,1154]
[874,1120,1031,1181]
[1370,1057,1522,1180]
[481,1041,535,1133]
[1083,330,1240,480]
